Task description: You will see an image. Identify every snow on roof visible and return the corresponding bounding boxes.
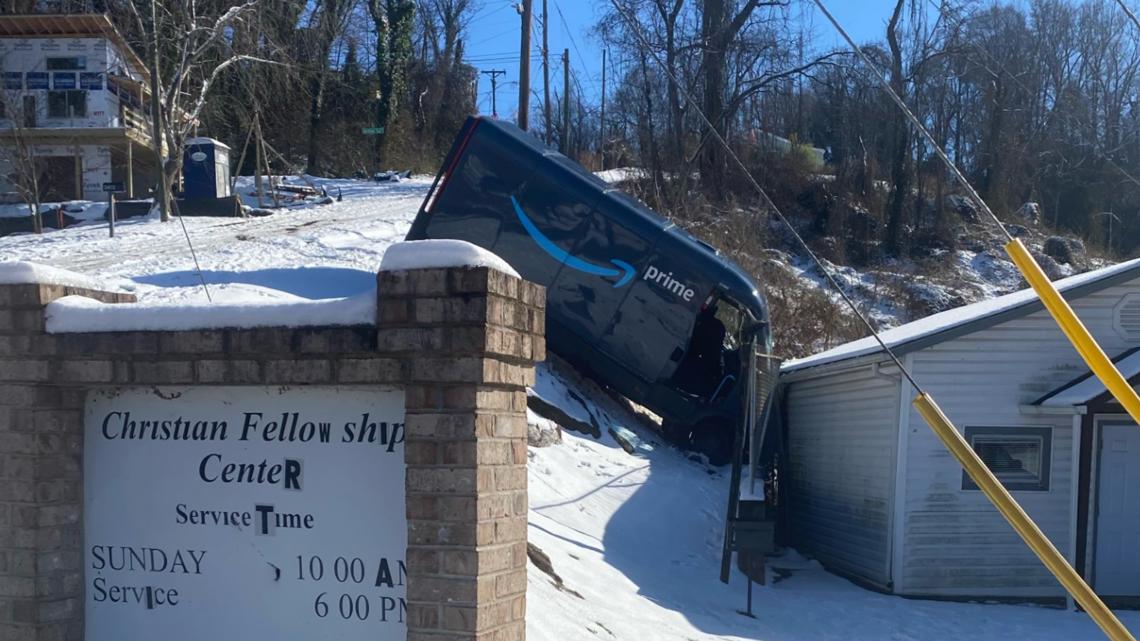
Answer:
[44,291,375,334]
[783,256,1140,373]
[380,239,520,278]
[185,137,230,150]
[0,261,123,292]
[1037,349,1140,407]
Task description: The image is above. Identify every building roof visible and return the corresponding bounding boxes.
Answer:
[1034,347,1140,407]
[0,14,149,82]
[783,256,1140,374]
[186,137,231,150]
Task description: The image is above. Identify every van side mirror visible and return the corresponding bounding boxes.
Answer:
[670,347,684,362]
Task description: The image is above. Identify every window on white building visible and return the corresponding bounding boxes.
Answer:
[46,57,86,71]
[47,90,86,118]
[962,426,1052,491]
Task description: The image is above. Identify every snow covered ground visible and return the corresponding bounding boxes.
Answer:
[4,177,1137,640]
[0,176,430,306]
[530,435,1140,641]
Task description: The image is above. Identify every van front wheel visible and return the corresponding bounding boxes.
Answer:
[660,419,690,445]
[690,419,735,466]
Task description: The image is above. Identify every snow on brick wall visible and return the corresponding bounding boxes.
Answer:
[380,239,520,277]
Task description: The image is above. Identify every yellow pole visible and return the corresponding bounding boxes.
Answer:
[913,393,1135,641]
[1005,238,1140,426]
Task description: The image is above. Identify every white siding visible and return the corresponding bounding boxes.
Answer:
[0,37,131,200]
[786,366,900,587]
[898,279,1140,597]
[0,38,113,129]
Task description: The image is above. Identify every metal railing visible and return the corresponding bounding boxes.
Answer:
[719,332,782,584]
[747,349,781,497]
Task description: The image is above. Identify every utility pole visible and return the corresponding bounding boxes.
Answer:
[481,69,506,118]
[542,0,551,143]
[517,0,533,130]
[600,48,606,166]
[561,49,570,155]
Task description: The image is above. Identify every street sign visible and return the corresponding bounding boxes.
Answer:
[361,127,385,135]
[102,182,124,193]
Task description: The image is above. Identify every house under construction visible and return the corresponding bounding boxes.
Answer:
[0,13,159,203]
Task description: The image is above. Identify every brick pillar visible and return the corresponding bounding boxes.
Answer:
[0,282,133,641]
[378,267,544,641]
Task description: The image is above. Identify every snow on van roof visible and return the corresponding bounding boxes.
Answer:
[0,261,125,292]
[783,256,1140,373]
[380,239,520,278]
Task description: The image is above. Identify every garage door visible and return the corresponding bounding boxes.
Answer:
[1095,421,1140,596]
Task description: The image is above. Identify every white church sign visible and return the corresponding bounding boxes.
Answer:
[84,386,406,640]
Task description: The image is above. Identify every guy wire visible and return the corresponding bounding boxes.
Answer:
[607,0,924,392]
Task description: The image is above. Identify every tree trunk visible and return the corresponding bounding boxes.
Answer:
[148,0,170,223]
[28,189,42,235]
[656,0,684,165]
[307,72,328,174]
[638,49,664,197]
[699,0,727,192]
[982,78,1005,205]
[884,0,908,257]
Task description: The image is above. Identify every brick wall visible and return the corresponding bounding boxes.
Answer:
[0,265,544,641]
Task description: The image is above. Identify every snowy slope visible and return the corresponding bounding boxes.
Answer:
[5,177,1139,641]
[530,362,1140,641]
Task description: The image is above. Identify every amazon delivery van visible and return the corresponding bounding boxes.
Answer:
[406,116,770,463]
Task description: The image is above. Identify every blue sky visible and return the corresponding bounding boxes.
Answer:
[464,0,898,122]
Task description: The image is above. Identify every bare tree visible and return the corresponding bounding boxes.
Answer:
[368,0,416,166]
[0,88,43,234]
[306,0,358,175]
[119,0,285,222]
[698,0,784,188]
[883,0,907,256]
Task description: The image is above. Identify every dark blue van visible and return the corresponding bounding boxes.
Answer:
[407,116,770,463]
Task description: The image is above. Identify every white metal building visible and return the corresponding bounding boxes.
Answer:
[781,257,1140,601]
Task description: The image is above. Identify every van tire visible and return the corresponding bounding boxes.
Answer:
[690,419,735,466]
[660,419,690,445]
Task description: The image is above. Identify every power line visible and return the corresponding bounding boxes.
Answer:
[607,0,922,392]
[1114,0,1140,32]
[481,69,507,117]
[553,0,602,98]
[812,0,1013,244]
[806,6,1140,637]
[929,0,1140,222]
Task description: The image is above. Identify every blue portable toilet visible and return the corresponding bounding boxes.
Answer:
[183,138,232,200]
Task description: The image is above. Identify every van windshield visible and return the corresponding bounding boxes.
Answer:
[670,296,746,400]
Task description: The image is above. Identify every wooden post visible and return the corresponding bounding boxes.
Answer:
[108,191,115,238]
[253,114,265,209]
[126,141,134,198]
[518,0,533,130]
[601,48,606,166]
[542,0,551,143]
[562,49,570,155]
[74,152,82,200]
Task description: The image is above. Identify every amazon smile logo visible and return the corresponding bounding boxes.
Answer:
[510,195,636,288]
